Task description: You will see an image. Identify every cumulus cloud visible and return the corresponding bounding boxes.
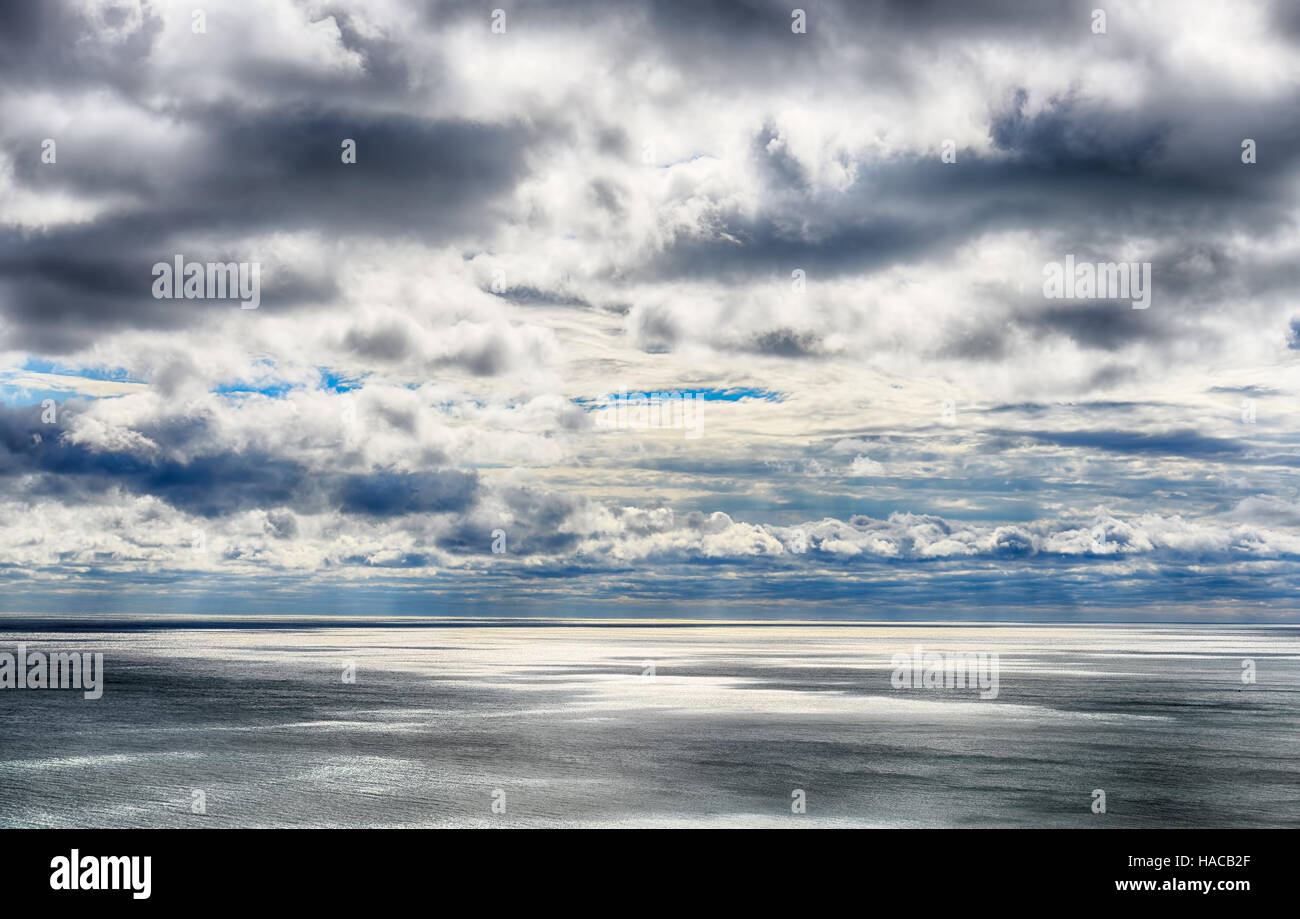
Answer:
[0,0,1298,618]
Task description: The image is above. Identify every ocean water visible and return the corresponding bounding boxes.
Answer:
[0,620,1297,828]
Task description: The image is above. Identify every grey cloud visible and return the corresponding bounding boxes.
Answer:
[588,179,627,218]
[339,470,478,517]
[0,0,163,92]
[265,509,299,539]
[747,328,823,357]
[990,89,1169,173]
[343,323,413,362]
[0,404,478,518]
[2,101,540,350]
[0,234,337,352]
[1024,304,1164,352]
[1012,428,1245,459]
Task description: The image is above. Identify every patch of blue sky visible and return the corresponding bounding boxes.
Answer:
[211,367,366,399]
[0,359,146,405]
[0,382,77,407]
[214,381,296,398]
[574,387,783,409]
[20,358,144,384]
[319,369,366,393]
[702,387,782,402]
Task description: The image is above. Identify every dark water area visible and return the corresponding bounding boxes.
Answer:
[1,623,1296,827]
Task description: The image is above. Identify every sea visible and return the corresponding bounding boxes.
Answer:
[1,618,1296,828]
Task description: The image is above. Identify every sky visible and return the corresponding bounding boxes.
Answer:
[1,0,1299,620]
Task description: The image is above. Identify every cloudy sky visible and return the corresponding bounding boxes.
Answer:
[1,0,1298,620]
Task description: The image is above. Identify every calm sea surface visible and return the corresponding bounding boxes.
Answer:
[1,620,1296,827]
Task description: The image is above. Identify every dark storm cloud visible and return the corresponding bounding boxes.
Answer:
[845,0,1086,32]
[0,0,420,101]
[0,234,337,352]
[437,486,586,556]
[1013,428,1246,459]
[0,108,538,350]
[187,109,536,234]
[7,0,1293,361]
[989,89,1169,173]
[651,147,1289,290]
[7,107,537,230]
[0,404,479,518]
[0,0,163,92]
[613,74,1300,371]
[0,1,543,348]
[339,470,478,516]
[753,123,810,193]
[1016,303,1165,352]
[643,197,939,284]
[429,0,1085,43]
[633,76,1300,298]
[991,89,1300,194]
[0,424,322,517]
